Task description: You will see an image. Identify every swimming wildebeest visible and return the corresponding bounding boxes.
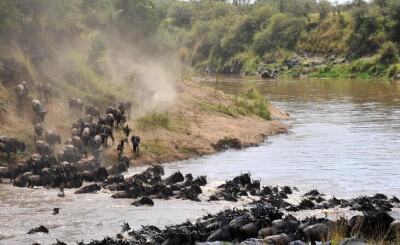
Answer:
[28,225,49,234]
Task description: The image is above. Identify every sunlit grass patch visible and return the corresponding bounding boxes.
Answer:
[137,110,171,130]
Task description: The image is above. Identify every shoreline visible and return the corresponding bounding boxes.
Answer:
[106,79,290,166]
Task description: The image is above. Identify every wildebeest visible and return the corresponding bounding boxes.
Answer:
[0,136,26,158]
[35,141,52,155]
[92,135,102,150]
[100,125,114,146]
[31,100,46,123]
[28,225,49,234]
[69,97,83,114]
[34,123,43,138]
[123,124,131,137]
[45,131,61,151]
[74,184,101,194]
[107,160,129,176]
[131,135,140,156]
[105,113,114,127]
[15,81,29,105]
[118,102,132,118]
[43,83,52,101]
[85,105,100,118]
[81,167,108,182]
[131,196,154,206]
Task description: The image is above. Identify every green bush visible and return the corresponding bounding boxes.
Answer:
[378,41,399,65]
[253,14,306,56]
[387,64,398,78]
[88,35,107,63]
[234,87,271,121]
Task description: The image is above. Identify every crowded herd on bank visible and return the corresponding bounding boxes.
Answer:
[1,81,400,245]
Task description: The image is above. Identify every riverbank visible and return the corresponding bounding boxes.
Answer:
[0,77,289,166]
[107,79,289,165]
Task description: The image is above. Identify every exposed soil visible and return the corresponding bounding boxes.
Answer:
[108,79,289,165]
[0,79,289,166]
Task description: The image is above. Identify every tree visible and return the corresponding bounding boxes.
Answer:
[378,41,399,65]
[114,0,160,38]
[319,0,331,20]
[0,0,21,33]
[253,13,306,56]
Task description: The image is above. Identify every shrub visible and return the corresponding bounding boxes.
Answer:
[234,87,271,121]
[378,41,399,65]
[319,0,331,20]
[88,35,107,63]
[253,14,306,56]
[387,64,398,78]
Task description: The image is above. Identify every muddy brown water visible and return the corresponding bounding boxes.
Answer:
[1,76,399,244]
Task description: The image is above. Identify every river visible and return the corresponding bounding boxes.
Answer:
[0,77,399,244]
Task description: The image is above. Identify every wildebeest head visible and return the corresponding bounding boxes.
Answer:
[94,167,109,182]
[163,171,183,185]
[121,222,130,232]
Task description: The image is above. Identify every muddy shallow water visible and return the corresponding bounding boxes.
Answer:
[1,77,400,244]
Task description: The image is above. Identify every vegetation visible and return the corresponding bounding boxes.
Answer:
[0,0,175,109]
[159,0,400,78]
[1,0,400,90]
[195,86,271,121]
[137,111,171,130]
[0,85,8,113]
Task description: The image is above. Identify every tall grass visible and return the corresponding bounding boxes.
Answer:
[234,87,271,120]
[0,84,8,113]
[137,110,171,130]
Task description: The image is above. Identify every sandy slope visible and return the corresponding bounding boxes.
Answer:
[108,79,289,165]
[0,79,289,166]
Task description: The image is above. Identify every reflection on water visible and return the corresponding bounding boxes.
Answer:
[1,76,399,244]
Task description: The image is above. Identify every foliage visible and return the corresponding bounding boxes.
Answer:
[318,0,331,20]
[88,35,107,62]
[114,0,160,38]
[234,87,271,120]
[378,41,399,65]
[253,14,306,56]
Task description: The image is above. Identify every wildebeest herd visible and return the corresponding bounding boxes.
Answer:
[24,171,400,245]
[1,82,400,245]
[1,81,139,162]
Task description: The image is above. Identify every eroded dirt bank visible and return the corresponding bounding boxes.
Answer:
[107,79,290,165]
